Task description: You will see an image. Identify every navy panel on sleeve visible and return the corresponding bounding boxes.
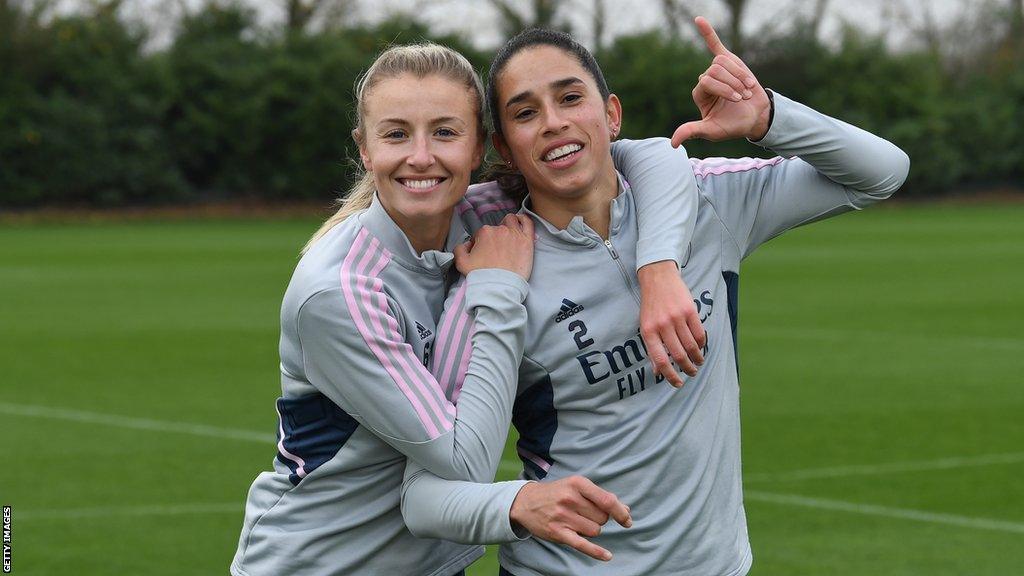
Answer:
[276,393,359,486]
[511,375,557,480]
[723,271,739,377]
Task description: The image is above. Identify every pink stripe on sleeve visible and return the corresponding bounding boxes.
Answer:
[691,156,785,178]
[365,280,454,426]
[517,446,551,473]
[459,200,516,216]
[276,404,307,479]
[464,181,507,203]
[439,291,473,403]
[341,229,451,439]
[450,318,476,404]
[362,235,455,432]
[361,235,453,424]
[434,281,469,395]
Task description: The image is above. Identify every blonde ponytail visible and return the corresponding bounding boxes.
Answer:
[301,173,375,255]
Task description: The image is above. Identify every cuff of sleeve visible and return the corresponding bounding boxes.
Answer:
[466,268,530,303]
[749,89,792,149]
[635,252,681,271]
[502,480,535,541]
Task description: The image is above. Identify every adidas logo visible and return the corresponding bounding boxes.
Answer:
[415,321,433,340]
[554,298,584,323]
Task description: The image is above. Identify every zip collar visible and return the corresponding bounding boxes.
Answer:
[358,194,468,274]
[520,172,633,249]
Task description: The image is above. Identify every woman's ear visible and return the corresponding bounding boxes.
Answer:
[606,93,623,140]
[492,133,514,170]
[353,129,372,171]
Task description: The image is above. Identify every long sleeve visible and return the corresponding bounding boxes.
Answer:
[296,268,528,481]
[611,138,699,269]
[400,276,535,543]
[699,91,910,258]
[401,462,532,543]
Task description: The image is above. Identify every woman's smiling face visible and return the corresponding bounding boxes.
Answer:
[492,45,621,203]
[359,73,483,237]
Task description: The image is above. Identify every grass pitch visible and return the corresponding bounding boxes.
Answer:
[0,203,1021,575]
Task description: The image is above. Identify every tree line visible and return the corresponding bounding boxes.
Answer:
[1,0,1021,207]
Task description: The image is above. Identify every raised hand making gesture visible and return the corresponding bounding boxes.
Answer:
[671,17,772,147]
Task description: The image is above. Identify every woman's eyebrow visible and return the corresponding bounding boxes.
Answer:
[505,77,586,109]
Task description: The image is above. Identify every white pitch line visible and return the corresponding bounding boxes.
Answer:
[0,402,274,443]
[746,490,1024,534]
[0,400,524,472]
[16,503,242,521]
[9,402,1016,492]
[746,325,1024,352]
[745,451,1024,483]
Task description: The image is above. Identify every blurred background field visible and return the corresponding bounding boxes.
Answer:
[2,0,1023,573]
[1,204,1022,574]
[2,0,1022,208]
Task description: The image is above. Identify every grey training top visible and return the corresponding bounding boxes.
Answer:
[400,93,910,576]
[230,138,699,576]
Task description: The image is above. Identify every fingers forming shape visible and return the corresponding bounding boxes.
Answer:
[671,119,714,148]
[708,58,752,97]
[696,17,757,83]
[698,73,743,103]
[696,16,729,56]
[706,64,746,98]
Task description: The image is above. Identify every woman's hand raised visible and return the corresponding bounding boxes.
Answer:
[454,214,535,281]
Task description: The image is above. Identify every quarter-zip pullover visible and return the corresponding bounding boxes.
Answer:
[400,93,910,576]
[231,137,700,576]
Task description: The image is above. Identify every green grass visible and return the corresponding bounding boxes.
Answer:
[1,204,1022,575]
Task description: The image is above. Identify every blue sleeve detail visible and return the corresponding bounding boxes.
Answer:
[722,271,740,379]
[511,375,557,480]
[275,394,360,486]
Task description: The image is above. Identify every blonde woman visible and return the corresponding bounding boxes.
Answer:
[231,43,701,576]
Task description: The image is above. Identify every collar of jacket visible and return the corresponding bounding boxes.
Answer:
[358,193,469,274]
[520,171,632,248]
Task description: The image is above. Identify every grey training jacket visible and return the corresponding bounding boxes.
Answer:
[400,92,910,576]
[230,138,699,576]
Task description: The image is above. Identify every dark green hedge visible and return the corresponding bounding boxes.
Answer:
[1,2,1020,207]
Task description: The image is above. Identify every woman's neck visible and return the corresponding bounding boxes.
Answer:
[394,210,452,255]
[528,168,618,239]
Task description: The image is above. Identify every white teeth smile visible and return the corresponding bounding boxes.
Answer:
[401,178,440,189]
[544,144,582,162]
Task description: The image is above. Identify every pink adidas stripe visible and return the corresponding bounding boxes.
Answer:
[342,233,438,437]
[517,446,552,472]
[442,292,473,404]
[451,317,476,405]
[275,404,307,479]
[458,200,519,216]
[365,271,456,423]
[464,182,505,202]
[691,156,785,178]
[361,233,455,429]
[435,281,469,399]
[341,229,454,439]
